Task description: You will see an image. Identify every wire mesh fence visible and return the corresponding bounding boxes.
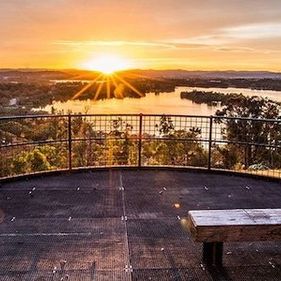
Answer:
[0,114,281,179]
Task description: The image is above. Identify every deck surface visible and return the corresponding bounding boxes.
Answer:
[0,169,281,280]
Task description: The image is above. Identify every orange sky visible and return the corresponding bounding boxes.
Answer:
[1,0,281,71]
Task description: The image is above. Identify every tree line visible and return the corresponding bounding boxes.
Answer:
[1,94,281,178]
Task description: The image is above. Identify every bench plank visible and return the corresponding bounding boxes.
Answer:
[187,209,281,242]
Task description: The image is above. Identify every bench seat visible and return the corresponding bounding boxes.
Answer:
[187,209,281,266]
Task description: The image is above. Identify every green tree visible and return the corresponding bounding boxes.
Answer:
[215,96,281,169]
[143,116,207,167]
[106,118,136,165]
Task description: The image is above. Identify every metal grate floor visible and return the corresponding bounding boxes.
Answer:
[0,169,281,280]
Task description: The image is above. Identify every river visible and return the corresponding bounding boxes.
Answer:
[40,86,281,116]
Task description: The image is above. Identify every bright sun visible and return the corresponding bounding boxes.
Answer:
[81,54,132,74]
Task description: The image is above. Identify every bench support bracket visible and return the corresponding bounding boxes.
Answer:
[203,242,223,266]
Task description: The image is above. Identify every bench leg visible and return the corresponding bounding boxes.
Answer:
[203,242,223,266]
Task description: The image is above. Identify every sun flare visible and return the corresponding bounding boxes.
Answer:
[72,55,143,101]
[81,54,132,74]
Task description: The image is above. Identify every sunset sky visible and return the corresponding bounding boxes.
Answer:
[1,0,281,71]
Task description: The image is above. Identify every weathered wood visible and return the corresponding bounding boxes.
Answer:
[187,209,281,242]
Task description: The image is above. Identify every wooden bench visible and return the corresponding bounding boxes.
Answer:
[187,209,281,266]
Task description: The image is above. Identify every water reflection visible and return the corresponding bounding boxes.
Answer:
[40,88,220,116]
[39,86,281,116]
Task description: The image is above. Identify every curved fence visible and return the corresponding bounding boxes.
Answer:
[0,114,281,180]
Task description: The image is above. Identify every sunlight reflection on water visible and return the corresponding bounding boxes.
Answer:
[39,86,281,116]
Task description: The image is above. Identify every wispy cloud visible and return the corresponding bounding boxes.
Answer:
[221,22,281,39]
[183,22,281,45]
[53,40,177,49]
[53,40,208,50]
[168,22,281,54]
[52,37,281,56]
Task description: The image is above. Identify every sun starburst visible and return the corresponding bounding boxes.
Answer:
[80,54,132,74]
[71,54,144,101]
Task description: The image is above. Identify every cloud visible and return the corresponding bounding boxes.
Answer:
[171,22,281,46]
[53,40,208,50]
[221,22,281,39]
[53,40,176,49]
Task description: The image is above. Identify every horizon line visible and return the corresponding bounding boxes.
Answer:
[0,68,281,74]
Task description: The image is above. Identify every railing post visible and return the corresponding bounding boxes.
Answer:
[68,114,72,171]
[138,113,143,167]
[208,116,213,170]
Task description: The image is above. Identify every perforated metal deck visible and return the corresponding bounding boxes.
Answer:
[0,170,281,280]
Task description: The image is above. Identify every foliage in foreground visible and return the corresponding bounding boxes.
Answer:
[214,95,281,169]
[1,95,281,177]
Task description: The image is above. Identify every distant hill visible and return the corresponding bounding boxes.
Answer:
[0,70,71,82]
[0,69,281,82]
[121,69,281,80]
[0,69,100,83]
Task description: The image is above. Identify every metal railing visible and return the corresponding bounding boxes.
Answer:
[1,114,281,180]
